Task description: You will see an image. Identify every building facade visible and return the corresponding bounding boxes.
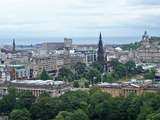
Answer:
[0,80,72,97]
[136,31,160,63]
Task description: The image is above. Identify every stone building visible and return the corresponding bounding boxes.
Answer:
[136,31,160,63]
[28,55,64,78]
[0,80,72,97]
[64,38,72,66]
[97,82,160,97]
[73,50,97,65]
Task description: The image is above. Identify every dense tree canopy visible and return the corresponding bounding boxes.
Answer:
[0,86,160,120]
[86,68,101,85]
[39,68,52,80]
[103,60,147,82]
[57,67,74,82]
[147,113,160,120]
[144,68,156,80]
[73,62,87,79]
[54,109,89,120]
[91,62,104,72]
[121,42,141,51]
[56,59,149,86]
[10,108,31,120]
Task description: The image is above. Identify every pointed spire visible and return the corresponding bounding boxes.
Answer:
[12,38,16,53]
[142,30,149,41]
[98,32,103,49]
[97,32,104,65]
[99,32,102,41]
[144,30,147,35]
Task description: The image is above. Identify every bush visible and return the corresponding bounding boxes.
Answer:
[84,81,89,88]
[73,81,79,88]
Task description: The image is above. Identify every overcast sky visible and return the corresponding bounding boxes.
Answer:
[0,0,159,38]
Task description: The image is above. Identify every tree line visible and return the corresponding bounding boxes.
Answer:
[56,59,150,86]
[1,87,160,120]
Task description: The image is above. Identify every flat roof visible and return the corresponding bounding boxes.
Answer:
[11,80,65,86]
[0,64,24,67]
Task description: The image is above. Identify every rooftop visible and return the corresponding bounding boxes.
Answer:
[0,80,70,90]
[11,80,64,86]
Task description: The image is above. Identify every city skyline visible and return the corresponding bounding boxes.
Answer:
[0,0,159,42]
[0,36,140,45]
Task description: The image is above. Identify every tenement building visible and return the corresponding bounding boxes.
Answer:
[28,55,64,78]
[136,31,160,63]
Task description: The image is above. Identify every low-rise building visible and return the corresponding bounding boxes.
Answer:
[0,80,72,97]
[97,81,160,97]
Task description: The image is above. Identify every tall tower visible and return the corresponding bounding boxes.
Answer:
[97,32,104,65]
[64,38,72,67]
[141,31,150,48]
[12,38,16,53]
[142,31,149,41]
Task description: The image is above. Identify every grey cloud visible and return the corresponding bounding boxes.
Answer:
[68,0,106,9]
[130,0,160,5]
[58,12,104,17]
[0,19,50,26]
[76,26,121,29]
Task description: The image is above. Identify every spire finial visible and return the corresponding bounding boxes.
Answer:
[144,30,147,35]
[99,32,102,40]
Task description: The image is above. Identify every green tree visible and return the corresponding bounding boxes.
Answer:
[110,59,119,69]
[103,73,115,83]
[121,42,140,51]
[9,108,31,120]
[115,94,142,120]
[73,81,80,88]
[125,61,136,74]
[54,111,72,120]
[54,109,89,120]
[89,90,111,120]
[39,68,51,80]
[74,62,87,79]
[86,68,101,85]
[144,69,156,80]
[71,109,89,120]
[58,67,74,82]
[136,66,144,74]
[60,91,89,111]
[84,81,89,88]
[95,100,111,120]
[147,113,160,120]
[91,62,103,72]
[30,96,61,120]
[15,91,36,110]
[137,104,153,120]
[0,87,16,114]
[114,63,127,78]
